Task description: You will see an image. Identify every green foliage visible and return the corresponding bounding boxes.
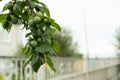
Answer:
[35,44,51,53]
[51,40,60,53]
[12,16,18,24]
[0,74,3,80]
[54,28,83,58]
[114,28,120,57]
[0,0,61,72]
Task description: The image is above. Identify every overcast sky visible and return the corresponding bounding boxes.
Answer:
[1,0,120,58]
[40,0,120,58]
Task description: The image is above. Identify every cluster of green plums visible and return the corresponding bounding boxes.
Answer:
[28,12,42,27]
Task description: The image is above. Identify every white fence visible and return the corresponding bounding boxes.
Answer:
[43,58,120,80]
[0,56,120,80]
[0,56,37,80]
[53,62,120,80]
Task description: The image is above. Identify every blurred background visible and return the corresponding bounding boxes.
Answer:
[0,0,120,80]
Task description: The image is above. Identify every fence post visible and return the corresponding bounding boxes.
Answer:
[37,65,45,80]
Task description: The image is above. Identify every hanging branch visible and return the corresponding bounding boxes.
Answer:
[0,0,61,72]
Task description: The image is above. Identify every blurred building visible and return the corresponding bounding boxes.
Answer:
[0,24,22,56]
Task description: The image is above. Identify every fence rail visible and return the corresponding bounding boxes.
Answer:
[55,63,120,80]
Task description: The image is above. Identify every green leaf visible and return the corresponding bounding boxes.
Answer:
[3,1,13,11]
[23,55,33,67]
[37,27,44,36]
[18,1,26,10]
[30,1,36,8]
[51,28,56,35]
[36,22,45,28]
[31,53,43,72]
[36,2,50,17]
[25,32,32,38]
[12,16,18,24]
[44,16,55,22]
[23,46,31,56]
[44,25,51,35]
[39,2,48,8]
[0,14,8,23]
[2,21,12,32]
[35,5,43,12]
[51,21,61,31]
[37,29,42,36]
[46,55,56,71]
[13,3,21,15]
[43,6,50,17]
[32,0,39,3]
[22,10,29,21]
[2,4,9,11]
[51,40,60,53]
[35,44,50,53]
